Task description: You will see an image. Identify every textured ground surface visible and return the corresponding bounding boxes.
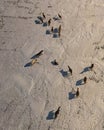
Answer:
[0,0,104,130]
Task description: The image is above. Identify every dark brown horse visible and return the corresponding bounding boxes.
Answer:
[58,14,62,19]
[89,64,94,70]
[48,19,51,26]
[54,106,61,119]
[51,27,53,32]
[83,76,87,84]
[35,50,44,57]
[68,66,72,75]
[42,12,46,19]
[58,25,61,37]
[76,88,79,97]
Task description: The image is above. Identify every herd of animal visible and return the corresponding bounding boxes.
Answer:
[30,51,94,120]
[29,12,95,120]
[36,12,62,37]
[52,63,94,120]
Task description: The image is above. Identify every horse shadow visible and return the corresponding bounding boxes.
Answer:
[80,66,90,74]
[24,62,32,67]
[53,33,58,38]
[53,17,60,21]
[35,20,42,24]
[37,16,42,19]
[53,28,58,33]
[60,69,69,77]
[46,30,51,34]
[31,55,39,59]
[68,92,76,100]
[76,79,84,86]
[46,110,54,120]
[43,22,47,27]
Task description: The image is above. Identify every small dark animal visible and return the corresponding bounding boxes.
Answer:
[42,12,46,19]
[48,19,51,26]
[37,17,43,23]
[76,88,79,97]
[53,59,58,65]
[58,13,62,19]
[59,25,61,32]
[68,66,72,75]
[51,27,53,32]
[35,50,44,57]
[59,32,61,37]
[89,64,94,70]
[54,106,61,119]
[58,25,61,37]
[83,76,87,84]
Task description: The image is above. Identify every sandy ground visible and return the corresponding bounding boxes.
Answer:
[0,0,104,130]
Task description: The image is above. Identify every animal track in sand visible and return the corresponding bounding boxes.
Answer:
[28,78,34,95]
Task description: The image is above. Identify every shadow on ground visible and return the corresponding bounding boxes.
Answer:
[46,30,51,34]
[76,79,84,86]
[53,17,60,21]
[51,60,58,66]
[80,66,90,74]
[24,62,32,67]
[43,22,47,27]
[35,20,42,24]
[46,110,54,120]
[53,28,58,33]
[53,33,58,38]
[60,69,69,77]
[68,92,76,100]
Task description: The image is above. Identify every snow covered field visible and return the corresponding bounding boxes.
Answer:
[0,0,104,130]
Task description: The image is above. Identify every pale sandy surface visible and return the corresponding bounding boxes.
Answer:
[0,0,104,130]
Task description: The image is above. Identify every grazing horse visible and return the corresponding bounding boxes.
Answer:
[48,19,51,26]
[68,66,72,75]
[53,59,58,65]
[35,50,44,57]
[89,64,94,70]
[58,14,62,19]
[76,88,79,97]
[58,25,61,37]
[83,76,87,84]
[51,27,53,32]
[59,32,61,37]
[42,12,46,19]
[54,106,61,119]
[37,17,43,23]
